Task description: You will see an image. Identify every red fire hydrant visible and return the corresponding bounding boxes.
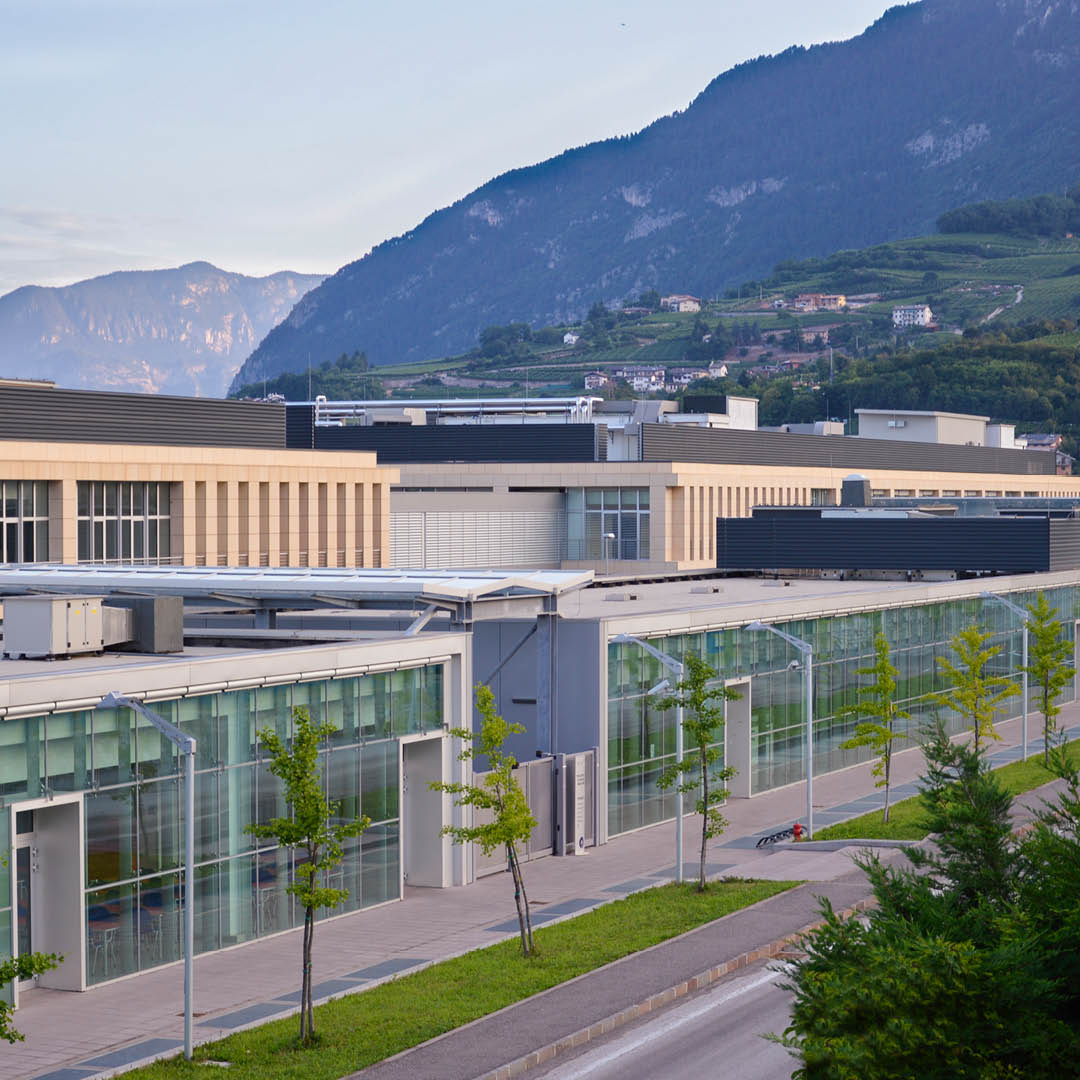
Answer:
[792,822,803,841]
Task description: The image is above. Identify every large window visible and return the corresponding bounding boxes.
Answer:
[1,663,444,985]
[76,482,172,565]
[606,586,1079,836]
[567,487,650,561]
[1,480,49,563]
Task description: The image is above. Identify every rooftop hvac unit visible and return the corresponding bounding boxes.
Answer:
[1,594,132,659]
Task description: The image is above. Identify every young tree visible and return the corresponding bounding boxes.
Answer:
[655,654,740,892]
[932,623,1019,753]
[840,632,910,822]
[432,685,538,955]
[1025,592,1073,765]
[246,707,370,1044]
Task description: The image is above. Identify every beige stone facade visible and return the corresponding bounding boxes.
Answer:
[1,441,396,568]
[394,459,1080,574]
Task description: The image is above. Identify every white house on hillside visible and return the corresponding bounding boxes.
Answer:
[892,304,934,328]
[660,294,701,313]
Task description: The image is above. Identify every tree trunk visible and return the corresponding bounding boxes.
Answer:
[882,747,892,824]
[507,844,533,956]
[300,907,313,1042]
[698,748,708,893]
[1044,683,1051,767]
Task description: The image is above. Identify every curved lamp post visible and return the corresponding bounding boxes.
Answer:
[97,692,196,1060]
[744,621,814,839]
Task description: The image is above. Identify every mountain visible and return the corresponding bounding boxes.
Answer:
[233,0,1080,390]
[0,263,325,397]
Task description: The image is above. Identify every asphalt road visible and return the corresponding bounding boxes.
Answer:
[530,962,798,1080]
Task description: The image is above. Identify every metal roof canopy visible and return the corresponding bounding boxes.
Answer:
[0,566,594,625]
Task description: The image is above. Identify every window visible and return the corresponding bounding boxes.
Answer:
[77,482,172,565]
[1,480,49,563]
[567,488,650,561]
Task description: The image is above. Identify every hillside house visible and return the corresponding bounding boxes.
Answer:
[793,293,846,312]
[667,367,709,390]
[614,366,666,393]
[892,304,934,328]
[801,323,843,345]
[660,294,702,313]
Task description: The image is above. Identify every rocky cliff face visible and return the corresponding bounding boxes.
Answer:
[0,262,324,397]
[233,0,1080,388]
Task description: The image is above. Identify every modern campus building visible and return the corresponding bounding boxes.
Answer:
[0,383,394,569]
[0,566,591,1001]
[3,383,1080,1001]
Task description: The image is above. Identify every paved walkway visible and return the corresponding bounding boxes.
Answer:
[11,709,1079,1080]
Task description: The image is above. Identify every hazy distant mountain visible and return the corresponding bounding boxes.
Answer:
[0,263,324,397]
[233,0,1080,389]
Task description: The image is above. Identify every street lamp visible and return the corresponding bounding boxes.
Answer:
[980,591,1030,761]
[603,532,616,577]
[612,633,686,883]
[744,621,815,839]
[97,692,196,1060]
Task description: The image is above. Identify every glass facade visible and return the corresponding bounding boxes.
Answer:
[1,480,49,563]
[0,664,444,986]
[76,481,172,565]
[567,488,650,561]
[607,586,1078,836]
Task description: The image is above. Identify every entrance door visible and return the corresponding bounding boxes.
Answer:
[401,738,447,888]
[11,800,85,992]
[14,813,36,988]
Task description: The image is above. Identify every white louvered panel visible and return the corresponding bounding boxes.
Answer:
[388,512,426,568]
[389,510,565,569]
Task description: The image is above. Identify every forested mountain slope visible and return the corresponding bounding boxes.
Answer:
[234,0,1080,387]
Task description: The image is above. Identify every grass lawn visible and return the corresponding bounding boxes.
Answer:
[127,878,796,1079]
[814,741,1080,842]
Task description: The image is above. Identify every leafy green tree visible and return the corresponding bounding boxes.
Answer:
[775,721,1080,1079]
[906,720,1017,920]
[431,685,538,955]
[840,632,910,822]
[655,654,740,892]
[932,623,1019,752]
[1025,592,1073,765]
[246,707,370,1043]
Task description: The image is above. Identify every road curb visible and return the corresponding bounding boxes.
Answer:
[478,896,875,1080]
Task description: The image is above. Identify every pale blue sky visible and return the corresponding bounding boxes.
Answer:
[0,0,896,296]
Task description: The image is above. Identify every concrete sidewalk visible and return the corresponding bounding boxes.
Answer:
[11,709,1079,1080]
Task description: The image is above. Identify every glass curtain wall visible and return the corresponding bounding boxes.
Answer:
[606,586,1078,836]
[567,488,650,561]
[76,481,172,565]
[1,481,49,563]
[607,633,728,836]
[0,664,443,986]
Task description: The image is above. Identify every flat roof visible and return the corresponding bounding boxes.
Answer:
[855,408,991,422]
[0,566,592,605]
[0,626,464,718]
[559,568,1080,635]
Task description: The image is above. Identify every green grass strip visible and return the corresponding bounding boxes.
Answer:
[814,741,1080,842]
[128,878,796,1079]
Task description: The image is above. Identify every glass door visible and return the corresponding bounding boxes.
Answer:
[14,810,37,986]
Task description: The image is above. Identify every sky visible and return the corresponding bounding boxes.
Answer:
[0,0,898,297]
